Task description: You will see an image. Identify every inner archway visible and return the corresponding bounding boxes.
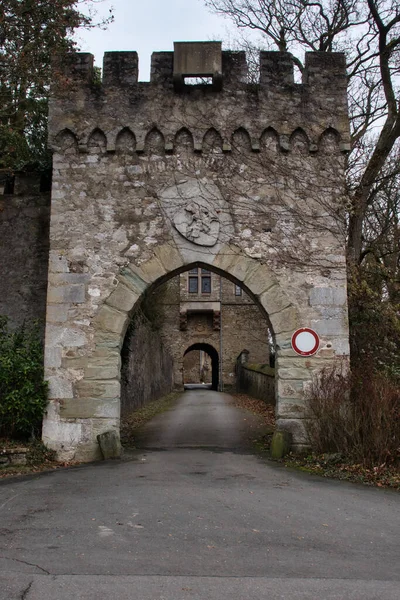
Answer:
[183,343,219,390]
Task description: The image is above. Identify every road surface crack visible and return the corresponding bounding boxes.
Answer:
[0,555,50,574]
[21,580,33,600]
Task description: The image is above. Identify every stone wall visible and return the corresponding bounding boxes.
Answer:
[120,308,174,414]
[157,276,270,389]
[237,361,275,405]
[0,181,50,339]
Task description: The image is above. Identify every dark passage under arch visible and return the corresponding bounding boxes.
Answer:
[183,343,219,391]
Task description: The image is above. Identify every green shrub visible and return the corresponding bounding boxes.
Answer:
[0,317,48,439]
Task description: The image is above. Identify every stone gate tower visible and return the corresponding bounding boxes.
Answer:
[43,42,350,461]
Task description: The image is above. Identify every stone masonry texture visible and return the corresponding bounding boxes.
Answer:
[121,307,174,414]
[0,182,50,339]
[38,44,350,461]
[153,273,270,390]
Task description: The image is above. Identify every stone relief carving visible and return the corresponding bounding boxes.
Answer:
[160,179,231,247]
[173,202,219,246]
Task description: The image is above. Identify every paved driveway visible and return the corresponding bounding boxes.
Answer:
[0,390,398,599]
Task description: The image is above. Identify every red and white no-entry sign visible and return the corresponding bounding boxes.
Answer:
[292,328,320,356]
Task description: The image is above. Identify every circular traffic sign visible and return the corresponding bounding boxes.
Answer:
[292,328,320,356]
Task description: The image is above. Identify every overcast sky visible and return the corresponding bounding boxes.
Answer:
[77,0,237,80]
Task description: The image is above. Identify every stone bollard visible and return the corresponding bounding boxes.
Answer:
[97,431,122,459]
[270,430,292,459]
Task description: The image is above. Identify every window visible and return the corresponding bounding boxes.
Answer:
[201,269,211,294]
[234,284,242,296]
[188,275,198,293]
[187,268,211,294]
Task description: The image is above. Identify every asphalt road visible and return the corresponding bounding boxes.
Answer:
[0,390,399,599]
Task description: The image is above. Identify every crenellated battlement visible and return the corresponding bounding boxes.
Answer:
[61,43,347,92]
[50,42,350,156]
[50,42,349,153]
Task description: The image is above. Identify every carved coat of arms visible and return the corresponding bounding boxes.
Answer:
[160,179,225,247]
[173,202,219,246]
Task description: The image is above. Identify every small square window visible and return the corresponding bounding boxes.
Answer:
[189,267,198,274]
[234,284,242,296]
[202,276,211,294]
[189,277,199,293]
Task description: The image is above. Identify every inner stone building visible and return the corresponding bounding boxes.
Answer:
[122,269,270,394]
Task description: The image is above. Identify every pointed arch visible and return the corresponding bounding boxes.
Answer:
[55,128,78,155]
[174,127,194,153]
[231,127,252,153]
[289,128,309,155]
[319,128,341,154]
[88,128,107,153]
[260,127,279,153]
[202,128,223,153]
[144,127,165,155]
[116,127,136,154]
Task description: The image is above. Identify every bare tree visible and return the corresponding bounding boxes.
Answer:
[205,0,400,269]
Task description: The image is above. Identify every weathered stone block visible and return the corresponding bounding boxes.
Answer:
[49,253,69,273]
[61,355,88,369]
[48,376,73,399]
[46,325,86,348]
[75,379,120,399]
[47,284,85,304]
[309,287,347,306]
[93,330,122,349]
[46,304,69,323]
[50,273,90,284]
[277,378,304,400]
[277,418,308,445]
[279,367,312,380]
[106,283,139,312]
[154,244,183,273]
[97,430,122,459]
[311,318,347,336]
[276,400,306,418]
[119,267,148,294]
[94,305,127,334]
[45,346,62,368]
[212,245,242,274]
[270,430,292,459]
[271,306,299,335]
[85,362,120,380]
[61,397,120,419]
[243,264,276,297]
[260,284,291,315]
[226,255,259,286]
[133,256,166,283]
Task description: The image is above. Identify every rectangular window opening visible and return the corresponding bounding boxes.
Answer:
[184,76,213,86]
[235,284,242,296]
[202,276,211,294]
[189,277,199,293]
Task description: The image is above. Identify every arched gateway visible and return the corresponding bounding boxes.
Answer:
[43,43,350,461]
[184,342,220,391]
